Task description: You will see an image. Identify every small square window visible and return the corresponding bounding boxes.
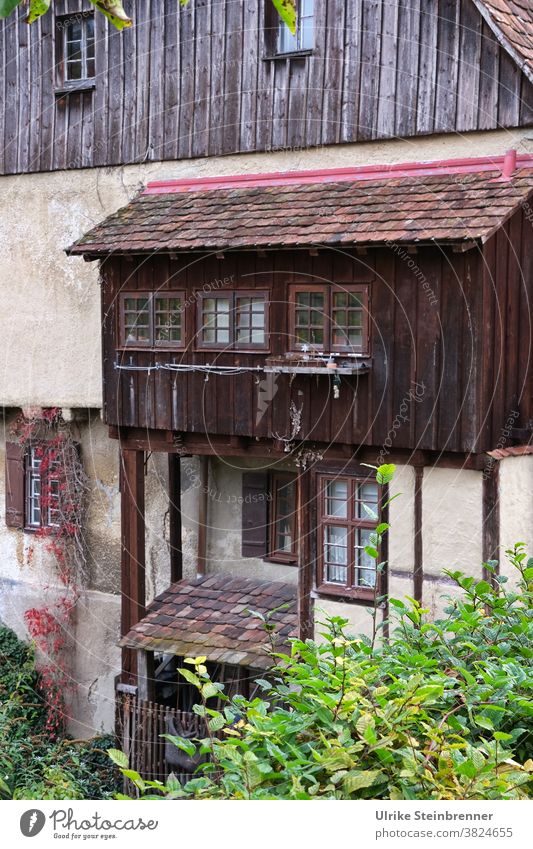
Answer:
[197,291,269,351]
[289,285,370,355]
[119,292,185,349]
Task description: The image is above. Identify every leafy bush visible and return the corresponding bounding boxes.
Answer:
[113,542,533,800]
[0,625,120,799]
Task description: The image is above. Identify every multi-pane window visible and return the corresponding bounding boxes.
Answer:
[290,285,369,354]
[269,473,297,562]
[62,16,95,82]
[318,476,380,596]
[26,447,61,530]
[120,293,185,349]
[197,292,268,350]
[278,0,314,53]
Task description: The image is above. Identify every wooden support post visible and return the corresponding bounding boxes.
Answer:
[168,454,183,584]
[413,465,424,603]
[137,650,155,702]
[197,456,209,578]
[297,467,314,640]
[482,460,500,585]
[120,448,146,684]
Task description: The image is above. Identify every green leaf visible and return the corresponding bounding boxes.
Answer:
[376,463,396,484]
[474,715,494,731]
[178,668,202,688]
[0,0,21,18]
[343,770,383,793]
[208,714,225,732]
[475,580,492,595]
[271,0,296,34]
[25,0,50,24]
[162,734,196,757]
[201,682,220,700]
[89,0,132,30]
[107,748,128,768]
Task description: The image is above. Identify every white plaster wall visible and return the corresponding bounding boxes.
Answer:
[422,466,483,578]
[205,456,299,584]
[499,455,533,581]
[1,127,532,408]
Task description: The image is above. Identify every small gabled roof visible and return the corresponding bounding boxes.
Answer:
[475,0,533,83]
[120,573,297,670]
[67,156,533,257]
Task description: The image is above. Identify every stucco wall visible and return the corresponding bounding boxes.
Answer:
[1,127,532,408]
[499,454,533,581]
[0,411,121,734]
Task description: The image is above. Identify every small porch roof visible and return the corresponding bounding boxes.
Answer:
[67,156,533,256]
[120,573,297,670]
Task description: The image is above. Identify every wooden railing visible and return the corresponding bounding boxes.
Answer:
[116,688,205,789]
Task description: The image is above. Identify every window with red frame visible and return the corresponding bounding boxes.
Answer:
[119,292,185,349]
[289,284,369,354]
[317,475,381,598]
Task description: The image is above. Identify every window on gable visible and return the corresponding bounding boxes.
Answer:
[56,14,95,87]
[317,475,381,598]
[274,0,314,55]
[119,292,185,349]
[289,285,369,355]
[197,291,269,351]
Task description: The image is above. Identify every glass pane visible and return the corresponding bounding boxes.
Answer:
[67,21,82,43]
[66,61,82,80]
[296,292,310,307]
[324,525,348,584]
[355,482,379,520]
[204,298,215,311]
[216,328,230,343]
[325,480,348,517]
[348,311,362,326]
[355,528,377,588]
[274,479,295,553]
[250,328,265,344]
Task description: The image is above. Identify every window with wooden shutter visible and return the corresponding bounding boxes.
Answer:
[241,472,269,558]
[5,441,24,529]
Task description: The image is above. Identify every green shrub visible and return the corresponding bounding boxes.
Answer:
[113,542,533,800]
[0,626,120,800]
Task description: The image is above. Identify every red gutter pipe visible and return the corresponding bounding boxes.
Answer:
[144,151,533,195]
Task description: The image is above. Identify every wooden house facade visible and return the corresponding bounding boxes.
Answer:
[2,0,533,745]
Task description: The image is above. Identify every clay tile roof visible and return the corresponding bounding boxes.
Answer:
[67,165,533,256]
[475,1,533,81]
[120,573,297,670]
[486,444,533,459]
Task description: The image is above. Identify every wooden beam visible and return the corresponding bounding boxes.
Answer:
[168,454,183,584]
[413,465,424,603]
[482,460,500,586]
[120,448,146,684]
[297,467,314,640]
[137,650,155,702]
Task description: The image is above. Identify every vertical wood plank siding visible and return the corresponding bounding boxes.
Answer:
[1,0,533,176]
[101,239,526,454]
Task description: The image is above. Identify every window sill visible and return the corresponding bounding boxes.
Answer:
[264,357,371,376]
[55,82,95,97]
[313,585,378,605]
[263,556,298,566]
[263,49,314,61]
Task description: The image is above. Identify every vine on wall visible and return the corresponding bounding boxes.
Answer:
[11,408,88,738]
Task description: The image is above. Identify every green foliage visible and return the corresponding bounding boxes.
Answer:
[1,0,297,34]
[0,625,120,800]
[119,543,533,800]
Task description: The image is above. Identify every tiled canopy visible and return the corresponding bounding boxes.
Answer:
[120,574,297,670]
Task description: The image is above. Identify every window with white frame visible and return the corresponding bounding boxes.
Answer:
[277,0,314,54]
[25,446,61,530]
[58,15,95,84]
